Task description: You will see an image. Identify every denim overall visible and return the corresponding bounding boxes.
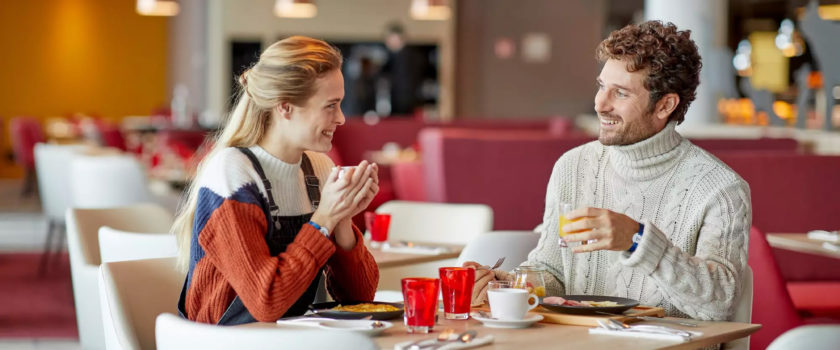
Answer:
[178,148,324,325]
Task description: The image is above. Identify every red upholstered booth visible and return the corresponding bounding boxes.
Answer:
[419,127,593,230]
[329,117,571,166]
[717,152,840,319]
[690,137,801,153]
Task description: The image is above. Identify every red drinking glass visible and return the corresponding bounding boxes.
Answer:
[401,277,440,333]
[370,213,391,243]
[439,267,475,319]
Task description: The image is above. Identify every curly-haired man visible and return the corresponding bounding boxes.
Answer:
[468,21,751,321]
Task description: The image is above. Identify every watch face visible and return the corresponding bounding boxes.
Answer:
[632,234,642,243]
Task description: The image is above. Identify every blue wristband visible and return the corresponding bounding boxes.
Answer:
[628,223,644,253]
[309,221,330,238]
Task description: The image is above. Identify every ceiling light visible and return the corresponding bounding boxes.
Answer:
[274,0,317,19]
[136,0,179,16]
[410,0,451,21]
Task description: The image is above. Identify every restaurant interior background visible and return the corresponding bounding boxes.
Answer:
[1,0,840,349]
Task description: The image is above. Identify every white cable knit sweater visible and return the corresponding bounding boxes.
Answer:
[517,122,751,321]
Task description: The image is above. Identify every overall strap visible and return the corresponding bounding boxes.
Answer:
[300,153,321,209]
[237,147,322,210]
[237,147,281,214]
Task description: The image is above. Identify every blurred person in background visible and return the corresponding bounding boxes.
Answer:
[172,36,379,325]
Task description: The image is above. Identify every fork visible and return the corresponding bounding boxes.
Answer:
[477,257,505,270]
[595,311,699,327]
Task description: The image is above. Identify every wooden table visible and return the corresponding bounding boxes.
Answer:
[256,316,759,350]
[368,241,464,268]
[766,233,840,259]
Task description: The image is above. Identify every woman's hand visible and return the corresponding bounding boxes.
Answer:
[349,162,379,217]
[310,160,377,233]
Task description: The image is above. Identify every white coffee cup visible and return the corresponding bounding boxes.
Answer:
[487,288,538,320]
[336,166,356,180]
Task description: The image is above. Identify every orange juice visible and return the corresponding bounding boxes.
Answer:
[558,215,571,238]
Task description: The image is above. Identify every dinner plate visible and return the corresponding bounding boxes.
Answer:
[471,312,543,329]
[309,301,404,320]
[276,318,392,336]
[539,295,639,315]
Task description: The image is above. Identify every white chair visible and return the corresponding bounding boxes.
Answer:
[66,204,174,350]
[70,153,153,209]
[33,143,86,274]
[155,313,378,350]
[374,200,493,290]
[723,266,754,350]
[766,325,840,350]
[456,230,540,272]
[375,200,493,245]
[99,257,184,350]
[98,227,177,264]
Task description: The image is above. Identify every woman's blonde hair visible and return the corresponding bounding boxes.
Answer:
[172,36,343,271]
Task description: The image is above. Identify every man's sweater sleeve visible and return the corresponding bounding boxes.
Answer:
[618,180,751,320]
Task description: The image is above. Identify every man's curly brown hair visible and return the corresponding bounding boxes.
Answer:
[596,21,701,124]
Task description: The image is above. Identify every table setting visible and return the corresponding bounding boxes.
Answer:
[259,255,757,350]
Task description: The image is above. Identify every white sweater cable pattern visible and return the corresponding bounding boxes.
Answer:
[518,122,751,321]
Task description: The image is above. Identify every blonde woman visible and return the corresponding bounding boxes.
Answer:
[173,36,379,325]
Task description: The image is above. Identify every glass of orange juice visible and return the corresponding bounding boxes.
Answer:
[558,202,581,248]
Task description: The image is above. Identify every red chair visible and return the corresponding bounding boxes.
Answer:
[749,226,803,350]
[9,117,45,197]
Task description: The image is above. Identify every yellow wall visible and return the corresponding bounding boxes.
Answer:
[0,0,169,177]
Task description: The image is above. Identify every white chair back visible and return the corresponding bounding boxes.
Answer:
[99,257,183,350]
[71,153,152,209]
[155,313,378,350]
[724,266,754,350]
[457,230,540,272]
[766,325,840,350]
[375,200,493,244]
[98,227,177,264]
[34,143,85,222]
[66,204,174,350]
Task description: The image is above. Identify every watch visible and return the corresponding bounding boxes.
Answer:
[628,223,644,253]
[308,221,330,238]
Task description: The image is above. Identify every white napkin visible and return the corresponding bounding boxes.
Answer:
[588,327,702,342]
[381,242,450,255]
[393,334,494,350]
[807,230,839,242]
[823,242,840,252]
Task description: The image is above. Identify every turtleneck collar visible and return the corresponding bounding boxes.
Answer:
[248,145,302,179]
[607,121,686,180]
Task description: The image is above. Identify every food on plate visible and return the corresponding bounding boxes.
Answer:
[331,303,401,312]
[542,296,620,307]
[513,281,547,297]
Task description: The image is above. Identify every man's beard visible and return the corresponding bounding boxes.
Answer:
[598,112,660,146]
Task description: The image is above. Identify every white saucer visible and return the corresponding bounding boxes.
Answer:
[471,312,543,328]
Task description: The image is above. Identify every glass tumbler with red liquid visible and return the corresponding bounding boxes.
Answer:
[439,267,475,319]
[401,277,440,333]
[370,213,391,248]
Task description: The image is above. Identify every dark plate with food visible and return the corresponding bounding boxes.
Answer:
[539,295,639,315]
[309,301,404,320]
